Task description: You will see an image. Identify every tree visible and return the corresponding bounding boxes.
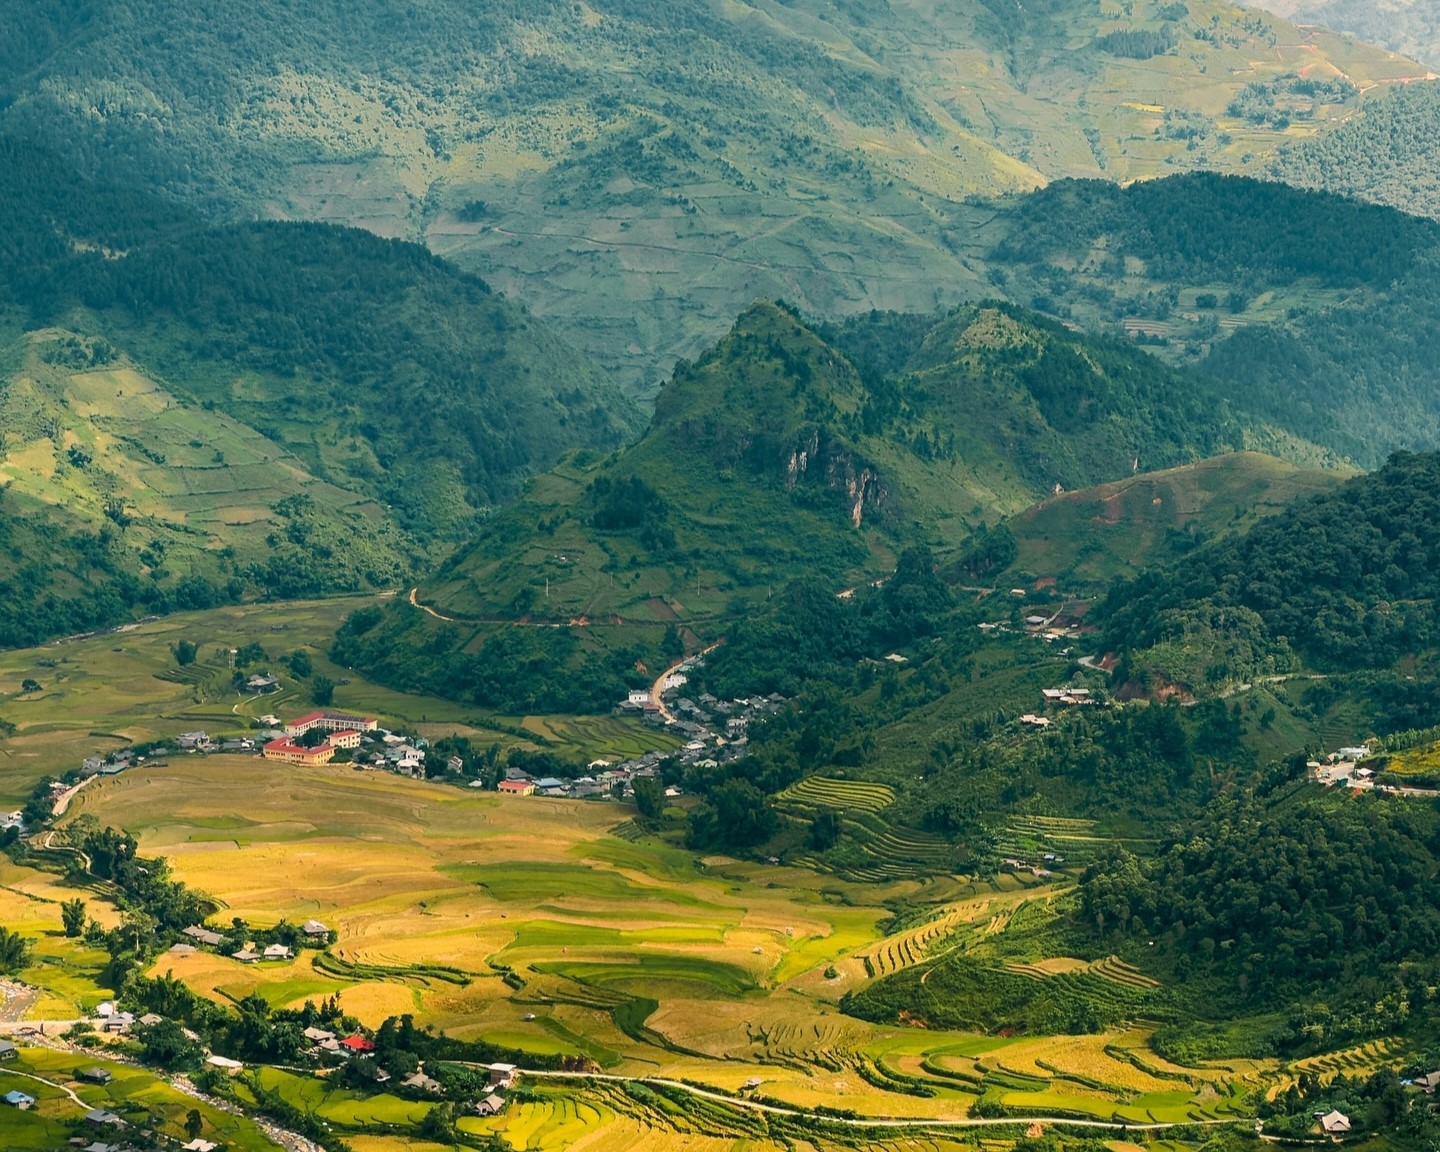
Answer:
[173,640,199,666]
[61,898,87,938]
[685,779,777,851]
[807,808,843,851]
[185,1109,204,1140]
[0,927,32,974]
[297,726,330,749]
[310,676,335,707]
[633,777,665,820]
[287,649,313,678]
[20,679,40,693]
[136,1018,204,1071]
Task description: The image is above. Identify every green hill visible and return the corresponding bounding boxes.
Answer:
[990,172,1440,468]
[996,452,1348,591]
[0,139,637,646]
[1,0,1425,395]
[1099,450,1440,690]
[334,300,1339,710]
[1270,80,1440,220]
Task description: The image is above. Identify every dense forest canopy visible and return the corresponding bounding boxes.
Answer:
[1100,451,1440,687]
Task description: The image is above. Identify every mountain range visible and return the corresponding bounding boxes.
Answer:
[3,0,1430,395]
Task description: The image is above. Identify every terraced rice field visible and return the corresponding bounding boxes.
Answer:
[777,776,897,813]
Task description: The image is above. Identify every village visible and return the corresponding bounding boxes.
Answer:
[41,651,787,816]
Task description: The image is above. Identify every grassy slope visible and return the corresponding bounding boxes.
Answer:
[1004,451,1348,590]
[0,0,1424,395]
[0,331,411,585]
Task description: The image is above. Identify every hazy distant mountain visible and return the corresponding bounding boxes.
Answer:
[1245,0,1440,67]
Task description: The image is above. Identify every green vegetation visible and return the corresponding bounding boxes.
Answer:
[0,137,636,646]
[992,173,1440,469]
[340,299,1345,708]
[1101,451,1440,688]
[1,1,1423,394]
[999,453,1347,592]
[1248,0,1440,68]
[1272,81,1440,220]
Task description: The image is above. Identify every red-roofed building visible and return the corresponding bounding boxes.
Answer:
[262,739,337,767]
[341,1035,376,1053]
[497,780,536,796]
[284,711,379,738]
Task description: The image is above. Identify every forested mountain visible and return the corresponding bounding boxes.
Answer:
[335,300,1342,712]
[1099,451,1440,690]
[991,173,1440,468]
[1245,0,1440,67]
[0,139,634,646]
[1270,81,1440,220]
[1,1,1424,395]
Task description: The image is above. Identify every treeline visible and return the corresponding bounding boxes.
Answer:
[1094,27,1175,58]
[1101,451,1440,687]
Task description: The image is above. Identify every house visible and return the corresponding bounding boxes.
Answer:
[139,1013,163,1026]
[742,1077,763,1091]
[206,1055,244,1073]
[181,926,224,947]
[1417,1071,1440,1094]
[262,737,336,766]
[102,1012,135,1034]
[342,1035,377,1054]
[447,755,465,773]
[326,729,364,750]
[84,1108,125,1126]
[183,1140,221,1152]
[246,674,281,694]
[475,1093,507,1116]
[3,1090,34,1108]
[82,1144,121,1152]
[231,948,261,963]
[497,780,536,796]
[1320,1111,1351,1135]
[78,1067,112,1084]
[176,731,211,750]
[263,943,293,960]
[303,1026,336,1043]
[627,689,651,706]
[284,711,379,737]
[1020,714,1051,728]
[402,1071,443,1093]
[302,919,331,939]
[488,1062,517,1088]
[1338,746,1370,761]
[0,1039,16,1061]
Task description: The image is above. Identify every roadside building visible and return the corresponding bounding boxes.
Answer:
[262,738,337,766]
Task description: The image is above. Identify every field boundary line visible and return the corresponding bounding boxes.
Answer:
[489,1068,1246,1130]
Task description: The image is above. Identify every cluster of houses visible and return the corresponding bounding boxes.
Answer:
[294,1027,514,1115]
[168,918,331,966]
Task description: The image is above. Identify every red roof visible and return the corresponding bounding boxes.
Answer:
[289,712,327,726]
[497,780,533,792]
[341,1035,376,1052]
